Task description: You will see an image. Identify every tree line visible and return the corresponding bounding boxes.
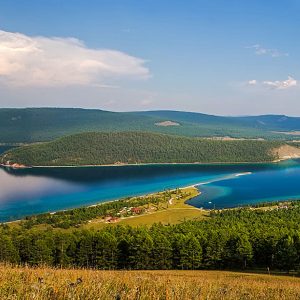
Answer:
[1,206,300,272]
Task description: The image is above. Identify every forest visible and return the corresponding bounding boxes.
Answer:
[1,131,282,166]
[1,206,300,272]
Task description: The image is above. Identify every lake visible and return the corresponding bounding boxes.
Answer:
[1,159,300,222]
[0,145,17,154]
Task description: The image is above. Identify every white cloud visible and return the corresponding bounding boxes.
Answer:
[0,30,150,87]
[247,76,297,90]
[263,76,297,90]
[248,79,257,85]
[140,99,153,106]
[247,44,288,57]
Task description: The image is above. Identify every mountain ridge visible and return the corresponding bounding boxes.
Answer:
[1,107,300,143]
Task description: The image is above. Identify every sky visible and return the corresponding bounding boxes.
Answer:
[0,0,300,115]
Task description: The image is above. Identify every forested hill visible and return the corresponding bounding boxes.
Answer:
[1,132,282,166]
[0,108,295,143]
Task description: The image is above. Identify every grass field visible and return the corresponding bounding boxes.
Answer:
[1,265,299,299]
[83,186,208,229]
[115,208,207,227]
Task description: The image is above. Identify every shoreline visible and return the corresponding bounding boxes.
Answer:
[0,158,294,169]
[5,185,299,226]
[1,171,254,224]
[4,174,299,225]
[1,159,298,223]
[2,185,202,225]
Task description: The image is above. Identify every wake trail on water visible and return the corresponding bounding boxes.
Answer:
[185,171,253,189]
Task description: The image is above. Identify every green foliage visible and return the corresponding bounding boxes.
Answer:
[173,233,202,270]
[274,235,299,271]
[0,234,19,263]
[1,205,300,271]
[1,132,282,166]
[222,235,253,269]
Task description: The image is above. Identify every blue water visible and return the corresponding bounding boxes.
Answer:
[0,145,17,154]
[188,159,300,209]
[1,160,300,221]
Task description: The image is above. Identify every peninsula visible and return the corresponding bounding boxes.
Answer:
[1,131,295,167]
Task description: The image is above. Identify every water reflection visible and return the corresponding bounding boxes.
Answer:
[1,161,285,183]
[0,168,82,204]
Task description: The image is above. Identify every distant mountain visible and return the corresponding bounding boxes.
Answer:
[234,115,300,131]
[0,108,299,143]
[136,110,300,131]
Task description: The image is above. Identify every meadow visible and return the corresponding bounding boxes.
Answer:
[1,265,299,300]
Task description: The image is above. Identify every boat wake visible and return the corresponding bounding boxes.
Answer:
[188,171,252,188]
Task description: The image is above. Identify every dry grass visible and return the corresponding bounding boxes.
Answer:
[1,265,300,300]
[114,208,207,227]
[272,144,300,160]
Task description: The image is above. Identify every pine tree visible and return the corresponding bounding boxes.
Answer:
[0,235,19,263]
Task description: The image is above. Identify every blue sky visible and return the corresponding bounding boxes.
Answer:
[0,0,299,115]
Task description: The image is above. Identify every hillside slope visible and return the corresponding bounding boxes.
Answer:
[1,266,299,300]
[0,108,292,143]
[137,110,300,131]
[1,132,282,166]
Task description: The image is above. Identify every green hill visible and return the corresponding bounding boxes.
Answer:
[0,108,294,143]
[136,110,300,131]
[1,131,282,166]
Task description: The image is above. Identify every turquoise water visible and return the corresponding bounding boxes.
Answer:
[1,160,300,221]
[188,159,300,209]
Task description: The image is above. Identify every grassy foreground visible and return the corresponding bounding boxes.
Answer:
[1,265,299,300]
